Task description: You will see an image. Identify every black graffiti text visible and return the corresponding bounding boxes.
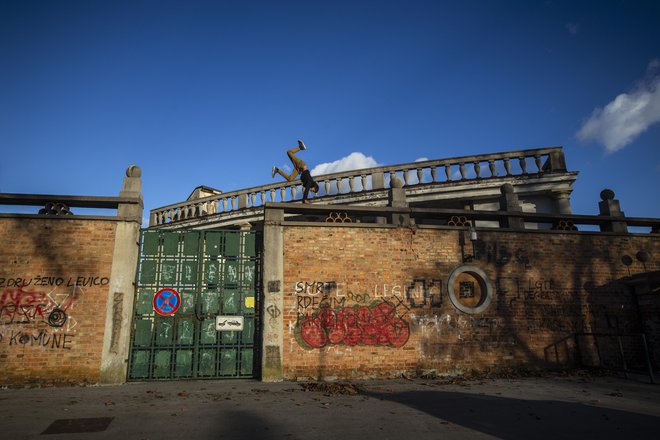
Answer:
[4,330,74,350]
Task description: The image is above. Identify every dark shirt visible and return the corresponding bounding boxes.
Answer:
[300,169,316,202]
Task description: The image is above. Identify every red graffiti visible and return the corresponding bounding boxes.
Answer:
[298,301,410,349]
[0,286,73,326]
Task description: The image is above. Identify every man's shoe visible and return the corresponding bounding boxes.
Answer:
[271,166,277,178]
[298,139,306,150]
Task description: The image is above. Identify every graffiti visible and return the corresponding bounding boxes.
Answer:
[458,315,503,331]
[0,329,74,350]
[459,282,475,298]
[405,279,442,308]
[266,304,281,319]
[346,291,370,303]
[206,262,218,282]
[267,280,281,293]
[295,281,337,295]
[478,336,517,350]
[158,321,173,339]
[110,292,123,353]
[162,263,176,283]
[495,276,630,332]
[496,277,582,311]
[483,244,531,268]
[372,284,405,297]
[297,295,346,314]
[226,264,238,283]
[181,292,194,311]
[180,320,193,342]
[205,321,215,338]
[0,286,75,327]
[265,345,282,369]
[184,265,194,282]
[47,308,67,327]
[244,264,255,283]
[515,249,531,268]
[297,301,410,349]
[0,276,109,288]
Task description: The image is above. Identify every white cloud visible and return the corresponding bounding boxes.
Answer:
[310,152,381,176]
[576,60,660,153]
[414,157,429,162]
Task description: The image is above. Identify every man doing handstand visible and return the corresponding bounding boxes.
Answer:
[272,140,319,204]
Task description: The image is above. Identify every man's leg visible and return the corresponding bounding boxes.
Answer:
[287,148,307,172]
[272,166,300,182]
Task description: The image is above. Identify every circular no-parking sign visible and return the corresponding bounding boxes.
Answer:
[153,288,181,316]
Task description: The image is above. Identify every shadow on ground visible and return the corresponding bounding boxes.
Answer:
[363,389,660,440]
[212,408,287,440]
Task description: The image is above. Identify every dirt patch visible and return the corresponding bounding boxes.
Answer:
[419,367,614,382]
[300,382,362,396]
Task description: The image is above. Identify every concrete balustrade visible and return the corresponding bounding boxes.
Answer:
[149,147,568,227]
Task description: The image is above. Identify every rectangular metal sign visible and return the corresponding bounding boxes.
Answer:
[216,315,244,331]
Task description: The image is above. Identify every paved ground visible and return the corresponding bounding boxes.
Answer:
[1,374,658,440]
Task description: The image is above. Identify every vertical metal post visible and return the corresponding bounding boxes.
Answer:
[574,333,583,368]
[617,336,629,379]
[641,334,656,384]
[594,335,603,369]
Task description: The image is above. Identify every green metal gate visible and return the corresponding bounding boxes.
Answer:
[128,230,261,380]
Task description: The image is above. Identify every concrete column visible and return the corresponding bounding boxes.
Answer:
[372,171,385,190]
[388,177,409,226]
[100,165,144,384]
[238,193,248,209]
[499,184,524,229]
[261,207,284,381]
[547,150,567,172]
[553,189,573,215]
[598,189,628,233]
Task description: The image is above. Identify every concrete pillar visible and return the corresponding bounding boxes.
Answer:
[372,171,385,190]
[261,207,284,381]
[117,165,143,221]
[238,193,248,209]
[547,150,567,172]
[499,184,524,229]
[100,165,144,384]
[598,189,628,233]
[553,189,573,215]
[388,177,409,226]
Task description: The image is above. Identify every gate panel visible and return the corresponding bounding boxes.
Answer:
[128,230,261,380]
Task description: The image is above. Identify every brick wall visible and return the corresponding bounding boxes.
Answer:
[0,218,117,385]
[282,225,659,379]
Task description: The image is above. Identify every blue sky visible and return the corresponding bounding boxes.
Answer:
[1,0,659,224]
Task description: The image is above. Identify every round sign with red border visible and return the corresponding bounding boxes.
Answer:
[153,288,181,316]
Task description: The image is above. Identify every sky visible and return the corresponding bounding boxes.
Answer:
[1,0,659,225]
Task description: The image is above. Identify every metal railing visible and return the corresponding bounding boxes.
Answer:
[150,147,569,226]
[0,193,141,218]
[545,333,656,383]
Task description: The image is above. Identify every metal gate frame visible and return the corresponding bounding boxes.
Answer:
[128,229,261,380]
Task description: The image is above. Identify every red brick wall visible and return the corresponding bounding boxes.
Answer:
[282,225,659,379]
[0,218,117,385]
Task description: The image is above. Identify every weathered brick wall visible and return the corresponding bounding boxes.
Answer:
[282,225,659,379]
[0,218,117,385]
[638,293,660,369]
